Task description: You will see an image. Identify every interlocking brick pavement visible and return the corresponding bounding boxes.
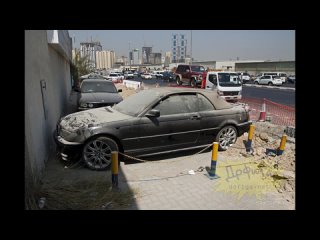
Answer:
[119,150,295,210]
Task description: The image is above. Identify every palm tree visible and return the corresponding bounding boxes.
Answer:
[71,50,94,88]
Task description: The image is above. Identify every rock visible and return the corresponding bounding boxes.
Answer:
[281,170,295,179]
[241,152,253,158]
[284,182,293,192]
[255,147,264,156]
[259,132,269,142]
[266,151,276,157]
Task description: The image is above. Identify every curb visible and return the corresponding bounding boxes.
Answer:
[244,84,295,91]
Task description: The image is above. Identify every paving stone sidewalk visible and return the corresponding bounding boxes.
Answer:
[119,150,295,210]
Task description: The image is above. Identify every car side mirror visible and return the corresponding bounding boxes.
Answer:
[118,89,122,92]
[145,109,160,118]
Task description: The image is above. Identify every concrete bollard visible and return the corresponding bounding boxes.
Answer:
[111,151,119,189]
[246,124,255,153]
[277,134,287,156]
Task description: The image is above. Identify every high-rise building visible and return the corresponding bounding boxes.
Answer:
[96,50,116,69]
[172,34,187,63]
[149,53,162,65]
[130,49,140,65]
[142,47,152,64]
[165,51,172,66]
[80,41,102,68]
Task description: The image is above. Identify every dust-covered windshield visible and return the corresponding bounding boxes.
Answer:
[81,81,118,93]
[218,73,242,87]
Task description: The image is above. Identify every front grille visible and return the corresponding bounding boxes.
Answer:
[227,91,239,96]
[91,102,115,108]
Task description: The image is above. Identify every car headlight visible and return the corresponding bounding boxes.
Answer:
[88,103,94,108]
[218,90,224,96]
[80,103,87,108]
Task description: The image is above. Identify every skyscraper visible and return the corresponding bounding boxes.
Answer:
[80,41,102,68]
[172,34,187,63]
[142,47,152,64]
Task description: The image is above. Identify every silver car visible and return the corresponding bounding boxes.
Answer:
[77,79,123,110]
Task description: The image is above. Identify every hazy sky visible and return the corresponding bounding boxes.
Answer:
[68,30,295,62]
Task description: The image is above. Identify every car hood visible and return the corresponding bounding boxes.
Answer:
[60,107,131,132]
[79,92,122,104]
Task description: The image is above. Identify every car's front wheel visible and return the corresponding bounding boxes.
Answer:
[215,126,238,151]
[268,82,273,86]
[176,77,182,85]
[83,136,119,170]
[190,78,197,88]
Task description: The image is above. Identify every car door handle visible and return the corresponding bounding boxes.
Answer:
[190,115,201,120]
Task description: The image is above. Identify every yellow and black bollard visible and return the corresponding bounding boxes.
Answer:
[111,151,119,189]
[246,124,255,153]
[277,134,287,156]
[208,142,219,179]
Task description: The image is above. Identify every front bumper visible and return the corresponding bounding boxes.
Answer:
[53,131,83,161]
[237,121,252,136]
[223,95,242,101]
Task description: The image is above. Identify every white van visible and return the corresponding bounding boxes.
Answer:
[256,72,287,83]
[204,71,242,101]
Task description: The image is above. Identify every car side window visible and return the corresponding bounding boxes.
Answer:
[197,94,215,111]
[208,74,217,84]
[153,94,197,115]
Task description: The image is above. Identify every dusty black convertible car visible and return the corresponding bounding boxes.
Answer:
[54,88,251,170]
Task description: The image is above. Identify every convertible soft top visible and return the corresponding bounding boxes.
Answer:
[148,87,232,110]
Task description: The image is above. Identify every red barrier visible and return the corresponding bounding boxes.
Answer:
[240,97,295,127]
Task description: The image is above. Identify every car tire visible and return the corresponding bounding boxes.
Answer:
[190,78,197,88]
[215,126,238,151]
[82,136,119,170]
[254,81,259,85]
[176,77,182,85]
[268,82,273,86]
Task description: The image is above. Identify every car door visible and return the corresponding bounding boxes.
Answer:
[135,93,201,155]
[260,76,267,84]
[196,93,224,144]
[182,66,191,82]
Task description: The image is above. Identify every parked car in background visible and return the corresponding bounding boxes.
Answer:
[107,73,121,83]
[77,79,123,111]
[162,71,175,82]
[141,73,153,79]
[124,71,134,79]
[238,72,251,84]
[175,64,206,87]
[287,75,295,84]
[255,72,287,83]
[54,87,251,170]
[254,75,282,86]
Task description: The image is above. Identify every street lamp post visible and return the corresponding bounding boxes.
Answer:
[190,30,192,64]
[129,42,131,71]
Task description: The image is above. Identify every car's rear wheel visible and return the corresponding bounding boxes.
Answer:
[268,82,273,86]
[254,81,259,85]
[83,136,119,170]
[215,126,238,151]
[176,77,182,85]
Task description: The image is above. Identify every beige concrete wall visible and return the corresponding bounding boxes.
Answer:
[25,30,71,184]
